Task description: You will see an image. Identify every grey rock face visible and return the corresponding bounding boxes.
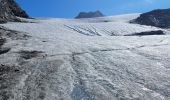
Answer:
[0,0,29,23]
[75,11,104,19]
[132,8,170,28]
[125,30,165,36]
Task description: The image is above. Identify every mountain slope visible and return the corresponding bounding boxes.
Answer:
[133,8,170,28]
[0,0,29,23]
[0,14,170,100]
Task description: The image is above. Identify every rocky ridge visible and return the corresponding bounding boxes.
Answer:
[75,10,104,19]
[132,8,170,28]
[0,0,29,23]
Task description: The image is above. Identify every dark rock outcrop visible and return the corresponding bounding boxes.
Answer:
[0,0,29,23]
[125,30,165,36]
[75,10,104,19]
[132,8,170,28]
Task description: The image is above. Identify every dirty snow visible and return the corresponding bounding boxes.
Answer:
[0,13,170,100]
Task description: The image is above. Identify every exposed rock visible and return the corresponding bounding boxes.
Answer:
[75,10,104,19]
[132,8,170,28]
[7,0,29,18]
[0,0,29,23]
[125,30,165,36]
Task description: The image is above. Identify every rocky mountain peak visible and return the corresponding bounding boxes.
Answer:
[0,0,29,23]
[75,10,104,19]
[132,8,170,28]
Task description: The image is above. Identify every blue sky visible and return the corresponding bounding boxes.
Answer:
[16,0,170,18]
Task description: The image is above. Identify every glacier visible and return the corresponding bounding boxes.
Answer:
[0,13,170,100]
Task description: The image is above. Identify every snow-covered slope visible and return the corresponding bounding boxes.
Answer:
[0,14,170,100]
[2,13,165,36]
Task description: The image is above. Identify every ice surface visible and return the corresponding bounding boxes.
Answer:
[0,13,170,100]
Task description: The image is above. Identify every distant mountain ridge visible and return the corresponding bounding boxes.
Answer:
[132,8,170,28]
[0,0,29,23]
[75,10,104,19]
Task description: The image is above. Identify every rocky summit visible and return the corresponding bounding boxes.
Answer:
[0,0,29,23]
[75,10,104,19]
[132,8,170,28]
